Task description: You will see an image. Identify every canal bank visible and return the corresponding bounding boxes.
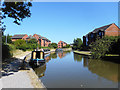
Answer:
[73,50,91,56]
[1,51,45,88]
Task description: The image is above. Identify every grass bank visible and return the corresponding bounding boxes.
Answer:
[73,50,91,56]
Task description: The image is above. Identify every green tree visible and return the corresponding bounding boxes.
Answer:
[27,39,38,49]
[90,36,120,59]
[14,39,27,51]
[73,38,83,50]
[27,38,37,44]
[48,43,57,48]
[2,1,32,25]
[2,34,12,44]
[14,39,26,47]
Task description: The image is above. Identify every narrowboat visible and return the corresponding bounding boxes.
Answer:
[29,51,45,66]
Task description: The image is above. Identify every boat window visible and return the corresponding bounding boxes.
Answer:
[33,52,36,59]
[32,51,44,59]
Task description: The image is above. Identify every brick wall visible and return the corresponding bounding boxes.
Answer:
[22,34,28,40]
[105,23,120,36]
[11,39,19,41]
[58,41,67,48]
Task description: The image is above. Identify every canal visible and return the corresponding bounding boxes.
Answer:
[34,51,119,88]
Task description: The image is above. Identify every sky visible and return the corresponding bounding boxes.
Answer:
[3,2,118,44]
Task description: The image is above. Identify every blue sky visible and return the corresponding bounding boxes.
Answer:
[4,2,118,44]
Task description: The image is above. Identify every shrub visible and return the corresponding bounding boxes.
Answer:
[90,36,120,59]
[2,43,13,60]
[14,39,26,47]
[14,39,27,51]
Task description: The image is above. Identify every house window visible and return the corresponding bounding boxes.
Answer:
[99,32,102,36]
[91,33,94,38]
[86,37,88,46]
[39,39,41,46]
[44,40,45,46]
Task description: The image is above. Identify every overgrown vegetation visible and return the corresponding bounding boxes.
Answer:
[90,36,120,59]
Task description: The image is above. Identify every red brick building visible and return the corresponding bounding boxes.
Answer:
[83,23,120,46]
[26,35,37,40]
[58,41,67,48]
[33,34,51,47]
[11,34,28,41]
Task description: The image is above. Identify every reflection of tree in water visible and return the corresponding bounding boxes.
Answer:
[74,53,82,62]
[83,58,119,82]
[34,63,46,78]
[51,53,57,59]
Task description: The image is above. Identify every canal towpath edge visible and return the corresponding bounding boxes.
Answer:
[1,51,46,89]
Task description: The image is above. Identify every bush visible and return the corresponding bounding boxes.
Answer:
[2,43,13,60]
[90,36,120,59]
[14,39,27,51]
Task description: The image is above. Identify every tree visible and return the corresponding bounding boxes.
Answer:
[27,38,37,44]
[48,43,57,48]
[90,36,120,59]
[2,34,12,44]
[27,39,38,49]
[2,1,32,25]
[73,38,83,50]
[14,39,26,47]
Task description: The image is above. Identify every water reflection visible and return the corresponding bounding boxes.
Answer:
[34,63,46,78]
[50,52,57,59]
[74,53,82,62]
[34,51,71,78]
[58,51,71,58]
[83,58,119,82]
[34,51,119,88]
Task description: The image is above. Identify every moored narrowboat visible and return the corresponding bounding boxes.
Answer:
[29,51,45,66]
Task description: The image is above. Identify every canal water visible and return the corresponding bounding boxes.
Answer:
[34,51,119,88]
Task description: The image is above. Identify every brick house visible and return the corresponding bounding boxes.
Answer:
[33,34,51,47]
[11,34,28,41]
[58,41,67,48]
[83,23,120,46]
[26,35,37,40]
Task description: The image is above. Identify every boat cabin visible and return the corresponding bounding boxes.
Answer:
[30,51,45,66]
